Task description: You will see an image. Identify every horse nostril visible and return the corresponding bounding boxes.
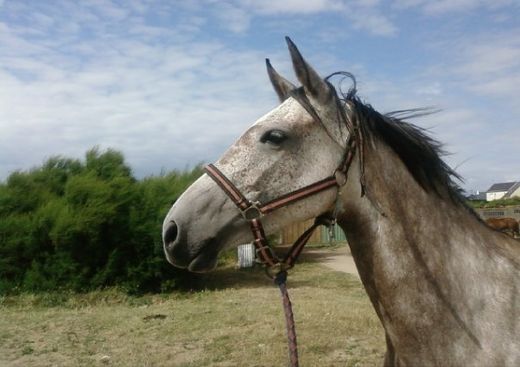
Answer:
[164,221,178,246]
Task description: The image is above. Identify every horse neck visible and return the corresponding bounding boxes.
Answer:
[337,141,473,294]
[336,139,519,364]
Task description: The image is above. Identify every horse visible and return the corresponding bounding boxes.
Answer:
[486,217,520,238]
[162,38,519,366]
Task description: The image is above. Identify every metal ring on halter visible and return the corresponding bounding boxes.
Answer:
[241,202,263,220]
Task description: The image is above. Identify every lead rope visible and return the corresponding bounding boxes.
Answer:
[253,216,332,367]
[275,271,299,367]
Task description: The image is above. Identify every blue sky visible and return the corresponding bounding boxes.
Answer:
[0,0,519,193]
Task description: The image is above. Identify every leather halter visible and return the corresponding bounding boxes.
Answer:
[204,135,357,274]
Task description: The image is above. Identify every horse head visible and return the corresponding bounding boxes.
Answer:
[162,38,355,272]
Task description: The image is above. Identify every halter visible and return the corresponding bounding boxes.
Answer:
[203,89,359,367]
[204,135,356,273]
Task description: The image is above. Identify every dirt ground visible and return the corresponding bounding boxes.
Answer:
[302,245,359,278]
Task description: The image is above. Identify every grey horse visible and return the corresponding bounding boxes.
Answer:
[163,38,519,366]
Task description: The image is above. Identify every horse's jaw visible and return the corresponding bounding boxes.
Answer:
[187,250,219,273]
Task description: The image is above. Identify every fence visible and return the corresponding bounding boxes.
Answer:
[281,219,347,245]
[474,205,520,221]
[280,204,520,246]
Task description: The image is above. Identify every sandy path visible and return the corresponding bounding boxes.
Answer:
[303,246,359,278]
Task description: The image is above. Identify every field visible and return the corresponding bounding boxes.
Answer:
[0,256,385,366]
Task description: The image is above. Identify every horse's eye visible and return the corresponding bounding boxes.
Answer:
[260,129,288,145]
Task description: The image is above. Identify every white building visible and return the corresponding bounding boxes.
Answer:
[485,181,520,201]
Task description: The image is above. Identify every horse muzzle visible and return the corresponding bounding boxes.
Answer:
[163,220,220,273]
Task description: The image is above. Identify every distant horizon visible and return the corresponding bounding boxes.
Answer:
[1,1,519,193]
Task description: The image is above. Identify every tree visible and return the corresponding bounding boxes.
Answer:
[0,148,203,294]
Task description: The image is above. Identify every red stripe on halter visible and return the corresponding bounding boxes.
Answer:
[259,177,338,214]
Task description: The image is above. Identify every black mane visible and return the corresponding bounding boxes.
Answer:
[328,72,465,203]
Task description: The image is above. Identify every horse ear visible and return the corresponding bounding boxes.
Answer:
[286,36,333,104]
[266,59,296,102]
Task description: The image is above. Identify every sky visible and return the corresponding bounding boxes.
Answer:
[0,0,519,193]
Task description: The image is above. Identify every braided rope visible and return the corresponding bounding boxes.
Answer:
[275,271,299,367]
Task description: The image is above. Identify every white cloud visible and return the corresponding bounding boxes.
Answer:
[348,10,397,36]
[416,82,442,96]
[0,2,279,179]
[392,0,426,8]
[214,0,397,37]
[460,43,520,76]
[433,29,520,117]
[424,0,481,14]
[213,2,251,33]
[393,0,517,14]
[243,0,344,14]
[468,74,520,97]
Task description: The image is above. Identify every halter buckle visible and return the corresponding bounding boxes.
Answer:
[242,202,263,220]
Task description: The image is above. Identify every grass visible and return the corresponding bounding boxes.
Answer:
[0,255,385,366]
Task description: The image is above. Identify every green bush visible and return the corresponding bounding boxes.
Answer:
[0,148,203,294]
